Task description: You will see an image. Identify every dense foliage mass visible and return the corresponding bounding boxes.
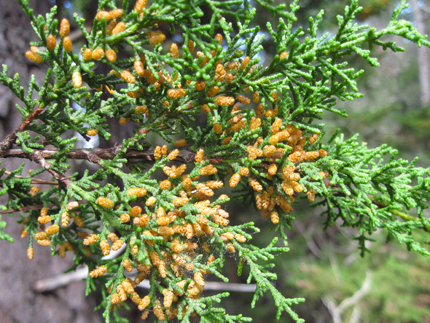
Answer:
[0,0,430,322]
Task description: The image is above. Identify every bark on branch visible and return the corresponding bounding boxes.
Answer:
[29,150,71,188]
[2,171,58,185]
[0,106,43,155]
[0,147,216,164]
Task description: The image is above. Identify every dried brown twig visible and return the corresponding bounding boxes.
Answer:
[0,106,43,156]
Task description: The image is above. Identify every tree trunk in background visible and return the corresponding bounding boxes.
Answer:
[410,0,430,106]
[0,1,101,322]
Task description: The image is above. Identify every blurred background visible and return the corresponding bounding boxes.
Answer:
[1,0,430,322]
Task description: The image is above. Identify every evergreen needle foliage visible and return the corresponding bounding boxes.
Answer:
[0,0,429,321]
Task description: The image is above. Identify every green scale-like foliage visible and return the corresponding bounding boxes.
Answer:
[0,0,429,322]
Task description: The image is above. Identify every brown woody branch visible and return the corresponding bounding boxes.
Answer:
[0,106,43,156]
[2,171,58,185]
[0,147,216,164]
[29,150,71,188]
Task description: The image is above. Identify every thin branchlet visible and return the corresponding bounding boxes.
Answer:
[0,1,429,322]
